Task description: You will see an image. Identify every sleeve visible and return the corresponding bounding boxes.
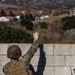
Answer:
[3,65,9,75]
[21,40,39,66]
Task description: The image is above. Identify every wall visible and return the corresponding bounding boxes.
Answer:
[0,44,75,75]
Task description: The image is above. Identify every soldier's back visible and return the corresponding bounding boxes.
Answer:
[6,60,28,75]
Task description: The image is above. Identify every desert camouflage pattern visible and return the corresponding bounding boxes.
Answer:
[3,41,39,75]
[5,60,28,75]
[7,45,22,59]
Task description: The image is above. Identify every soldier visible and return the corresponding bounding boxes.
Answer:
[3,32,39,75]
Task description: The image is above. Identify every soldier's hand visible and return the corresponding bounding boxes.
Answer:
[33,32,39,41]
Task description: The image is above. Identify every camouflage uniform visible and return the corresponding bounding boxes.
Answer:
[3,40,39,75]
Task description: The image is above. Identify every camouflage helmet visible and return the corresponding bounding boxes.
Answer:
[7,45,22,59]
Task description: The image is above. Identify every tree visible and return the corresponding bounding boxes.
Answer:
[20,19,33,30]
[25,13,35,21]
[20,13,35,21]
[20,14,25,20]
[0,10,6,16]
[9,11,16,17]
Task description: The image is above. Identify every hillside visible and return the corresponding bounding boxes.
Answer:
[0,0,75,9]
[0,2,20,9]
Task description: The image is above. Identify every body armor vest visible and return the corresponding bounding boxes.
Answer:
[6,60,32,75]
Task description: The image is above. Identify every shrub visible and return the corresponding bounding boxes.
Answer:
[0,26,33,43]
[61,16,75,30]
[20,19,33,30]
[0,10,7,16]
[37,22,48,29]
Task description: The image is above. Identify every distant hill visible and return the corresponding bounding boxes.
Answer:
[0,2,20,9]
[0,0,75,9]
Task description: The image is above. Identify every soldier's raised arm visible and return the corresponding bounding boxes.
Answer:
[21,32,39,65]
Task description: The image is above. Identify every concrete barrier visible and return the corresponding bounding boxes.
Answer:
[0,44,75,75]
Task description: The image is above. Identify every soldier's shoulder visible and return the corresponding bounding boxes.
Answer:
[3,63,8,69]
[3,63,9,74]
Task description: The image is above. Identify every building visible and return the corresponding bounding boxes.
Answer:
[70,8,75,16]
